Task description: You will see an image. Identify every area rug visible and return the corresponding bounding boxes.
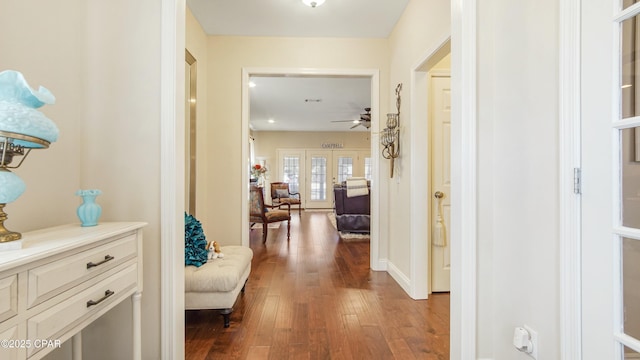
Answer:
[326,212,370,242]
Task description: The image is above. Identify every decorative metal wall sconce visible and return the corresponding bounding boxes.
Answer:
[381,83,402,178]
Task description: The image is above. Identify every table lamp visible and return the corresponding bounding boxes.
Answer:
[0,70,58,245]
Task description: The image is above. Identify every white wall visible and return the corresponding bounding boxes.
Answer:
[477,0,560,358]
[387,0,451,287]
[201,36,389,245]
[253,130,370,165]
[0,0,84,233]
[0,1,164,359]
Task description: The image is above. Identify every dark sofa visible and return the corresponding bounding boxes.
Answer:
[333,183,370,234]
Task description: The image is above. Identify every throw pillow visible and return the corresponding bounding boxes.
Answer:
[185,212,208,267]
[275,189,289,198]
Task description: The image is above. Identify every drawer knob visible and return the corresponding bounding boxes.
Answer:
[86,290,115,308]
[86,255,115,269]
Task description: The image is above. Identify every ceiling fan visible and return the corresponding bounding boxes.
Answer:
[331,107,371,129]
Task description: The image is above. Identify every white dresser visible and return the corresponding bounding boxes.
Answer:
[0,222,145,360]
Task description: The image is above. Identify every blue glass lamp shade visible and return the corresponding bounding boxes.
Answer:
[0,70,58,149]
[0,70,58,243]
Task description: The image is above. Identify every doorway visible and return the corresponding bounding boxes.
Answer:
[410,38,451,299]
[241,68,383,269]
[429,69,451,293]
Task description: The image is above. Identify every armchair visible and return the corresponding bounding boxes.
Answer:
[250,186,290,243]
[270,182,302,216]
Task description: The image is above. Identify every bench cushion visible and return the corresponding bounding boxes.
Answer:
[184,246,253,292]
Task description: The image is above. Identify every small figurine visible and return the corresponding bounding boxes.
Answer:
[207,240,224,260]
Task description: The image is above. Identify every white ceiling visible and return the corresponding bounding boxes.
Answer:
[186,0,409,38]
[186,0,408,132]
[250,76,371,132]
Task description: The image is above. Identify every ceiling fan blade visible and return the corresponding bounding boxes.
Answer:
[331,120,359,123]
[350,123,360,129]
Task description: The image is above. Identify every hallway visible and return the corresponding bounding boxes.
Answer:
[185,211,449,359]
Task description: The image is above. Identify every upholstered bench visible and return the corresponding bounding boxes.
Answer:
[185,245,253,327]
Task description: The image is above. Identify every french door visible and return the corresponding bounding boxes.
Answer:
[277,149,370,209]
[333,150,371,183]
[581,1,640,358]
[305,150,333,208]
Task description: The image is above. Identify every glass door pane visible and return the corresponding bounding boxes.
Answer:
[621,14,640,119]
[277,149,306,207]
[306,150,333,208]
[624,346,640,358]
[623,238,640,340]
[283,156,301,194]
[621,127,640,228]
[336,156,353,183]
[310,156,327,200]
[624,0,640,11]
[364,157,372,180]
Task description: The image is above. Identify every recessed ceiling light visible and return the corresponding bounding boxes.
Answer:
[249,81,256,88]
[268,119,275,124]
[302,0,325,8]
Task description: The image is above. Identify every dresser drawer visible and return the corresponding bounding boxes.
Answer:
[27,263,137,357]
[0,275,17,323]
[27,234,137,308]
[0,325,21,360]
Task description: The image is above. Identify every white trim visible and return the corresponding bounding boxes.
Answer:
[410,69,430,299]
[410,34,451,300]
[451,0,477,358]
[160,0,185,359]
[241,68,250,247]
[614,226,640,239]
[559,0,583,358]
[241,68,384,270]
[386,261,412,295]
[613,6,625,359]
[613,2,640,23]
[616,332,640,353]
[613,116,640,129]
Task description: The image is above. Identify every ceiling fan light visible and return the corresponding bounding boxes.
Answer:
[302,0,325,8]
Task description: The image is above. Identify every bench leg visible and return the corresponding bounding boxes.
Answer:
[220,308,232,328]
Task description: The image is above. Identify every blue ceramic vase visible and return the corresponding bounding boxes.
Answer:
[76,189,102,227]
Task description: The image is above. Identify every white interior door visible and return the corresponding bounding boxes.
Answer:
[306,150,333,209]
[581,1,640,358]
[430,73,451,292]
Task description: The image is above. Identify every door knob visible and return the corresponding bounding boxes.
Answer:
[434,191,444,199]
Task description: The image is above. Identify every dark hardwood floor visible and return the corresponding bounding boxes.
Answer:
[185,211,450,359]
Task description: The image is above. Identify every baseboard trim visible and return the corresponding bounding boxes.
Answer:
[372,258,388,272]
[386,261,412,296]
